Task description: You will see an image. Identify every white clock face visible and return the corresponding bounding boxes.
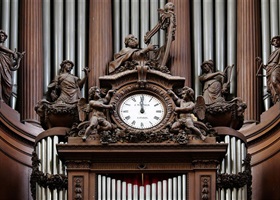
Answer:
[119,93,166,129]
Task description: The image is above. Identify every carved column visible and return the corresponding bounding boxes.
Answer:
[18,0,43,122]
[236,0,261,122]
[169,0,192,86]
[88,0,113,87]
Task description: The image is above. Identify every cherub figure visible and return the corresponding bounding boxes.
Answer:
[78,86,114,141]
[0,30,25,104]
[168,86,206,140]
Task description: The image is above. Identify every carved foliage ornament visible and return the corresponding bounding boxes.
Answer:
[30,151,68,200]
[216,154,252,200]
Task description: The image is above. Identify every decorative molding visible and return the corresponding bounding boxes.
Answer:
[192,160,220,168]
[73,176,83,200]
[201,176,211,200]
[65,160,91,169]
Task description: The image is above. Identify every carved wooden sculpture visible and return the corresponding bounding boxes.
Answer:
[0,30,25,104]
[77,86,114,141]
[168,86,207,140]
[256,35,280,104]
[199,60,247,129]
[35,60,90,129]
[108,34,155,80]
[46,60,90,103]
[108,2,176,77]
[144,2,176,69]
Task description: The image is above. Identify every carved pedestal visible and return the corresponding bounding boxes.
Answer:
[57,138,227,200]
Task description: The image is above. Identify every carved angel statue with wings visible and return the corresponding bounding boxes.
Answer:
[78,86,114,141]
[168,86,207,141]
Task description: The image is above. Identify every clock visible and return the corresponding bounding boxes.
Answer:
[109,83,176,132]
[119,93,166,129]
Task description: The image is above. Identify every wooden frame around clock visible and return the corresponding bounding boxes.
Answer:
[110,82,175,132]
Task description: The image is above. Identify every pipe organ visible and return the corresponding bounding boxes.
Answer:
[0,0,279,199]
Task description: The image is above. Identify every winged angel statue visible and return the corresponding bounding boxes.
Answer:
[77,86,115,141]
[168,86,209,141]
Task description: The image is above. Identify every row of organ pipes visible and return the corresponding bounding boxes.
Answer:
[35,136,67,200]
[34,134,247,200]
[1,0,278,110]
[97,174,187,200]
[217,135,248,200]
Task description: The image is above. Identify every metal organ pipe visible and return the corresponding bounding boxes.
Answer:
[260,0,270,110]
[131,0,140,43]
[47,137,52,199]
[77,0,87,96]
[65,0,76,63]
[42,0,51,94]
[140,0,149,48]
[10,0,19,109]
[53,0,64,75]
[215,0,226,72]
[202,0,214,61]
[227,0,237,95]
[121,0,130,50]
[192,0,203,97]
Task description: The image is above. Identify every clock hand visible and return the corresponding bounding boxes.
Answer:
[140,95,145,113]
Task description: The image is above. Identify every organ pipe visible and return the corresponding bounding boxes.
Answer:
[202,0,214,61]
[227,0,237,95]
[53,0,64,75]
[192,0,203,97]
[42,0,51,94]
[215,0,226,72]
[10,0,19,109]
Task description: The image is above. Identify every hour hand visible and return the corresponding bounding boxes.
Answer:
[140,95,145,113]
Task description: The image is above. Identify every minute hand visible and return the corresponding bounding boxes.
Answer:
[140,95,145,113]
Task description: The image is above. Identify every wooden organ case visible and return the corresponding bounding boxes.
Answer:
[56,69,228,200]
[39,3,246,199]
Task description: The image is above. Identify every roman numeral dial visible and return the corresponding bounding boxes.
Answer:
[119,93,166,129]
